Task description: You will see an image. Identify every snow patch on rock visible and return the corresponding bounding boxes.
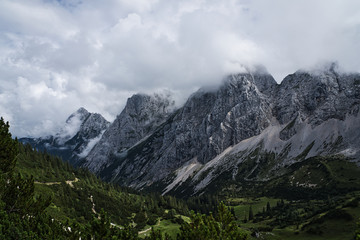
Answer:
[78,130,106,158]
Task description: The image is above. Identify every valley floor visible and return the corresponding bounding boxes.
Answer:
[139,195,360,240]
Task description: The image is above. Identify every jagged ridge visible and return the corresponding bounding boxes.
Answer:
[83,64,360,196]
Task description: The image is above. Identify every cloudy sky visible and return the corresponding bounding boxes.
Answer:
[1,0,360,137]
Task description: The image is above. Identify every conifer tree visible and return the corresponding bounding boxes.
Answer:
[243,214,247,223]
[231,207,236,220]
[0,117,18,173]
[178,202,247,240]
[0,117,56,238]
[248,206,254,221]
[356,218,360,240]
[266,201,271,212]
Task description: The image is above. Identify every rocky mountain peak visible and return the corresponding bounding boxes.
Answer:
[19,108,109,165]
[123,93,175,123]
[193,68,276,105]
[83,92,177,173]
[66,107,90,124]
[20,64,360,197]
[80,65,360,196]
[225,70,276,94]
[76,106,89,115]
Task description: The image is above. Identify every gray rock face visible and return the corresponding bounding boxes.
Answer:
[174,71,276,165]
[83,93,176,173]
[81,63,360,196]
[274,64,360,139]
[19,107,110,165]
[186,64,360,195]
[88,69,278,188]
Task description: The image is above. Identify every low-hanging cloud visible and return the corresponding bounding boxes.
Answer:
[0,0,360,137]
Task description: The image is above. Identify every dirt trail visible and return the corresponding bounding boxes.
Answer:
[34,181,61,185]
[35,177,79,188]
[138,219,160,235]
[35,177,125,230]
[89,195,97,215]
[66,177,79,188]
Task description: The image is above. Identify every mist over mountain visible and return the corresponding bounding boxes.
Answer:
[19,108,110,165]
[21,63,360,197]
[2,0,360,140]
[89,63,360,196]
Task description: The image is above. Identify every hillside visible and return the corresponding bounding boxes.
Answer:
[2,115,360,239]
[1,117,196,239]
[16,143,193,229]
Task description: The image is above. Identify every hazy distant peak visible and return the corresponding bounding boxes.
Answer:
[66,107,90,124]
[76,107,89,115]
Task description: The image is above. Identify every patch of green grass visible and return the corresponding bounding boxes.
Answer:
[178,215,191,223]
[139,219,181,239]
[228,192,360,240]
[229,197,283,220]
[269,217,356,240]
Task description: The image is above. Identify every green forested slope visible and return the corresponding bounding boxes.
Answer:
[2,116,360,239]
[16,140,198,232]
[1,117,249,239]
[0,118,184,239]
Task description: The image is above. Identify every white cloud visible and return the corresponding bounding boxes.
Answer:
[0,1,77,39]
[0,0,359,137]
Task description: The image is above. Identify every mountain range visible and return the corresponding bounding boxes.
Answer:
[20,63,360,197]
[20,107,109,166]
